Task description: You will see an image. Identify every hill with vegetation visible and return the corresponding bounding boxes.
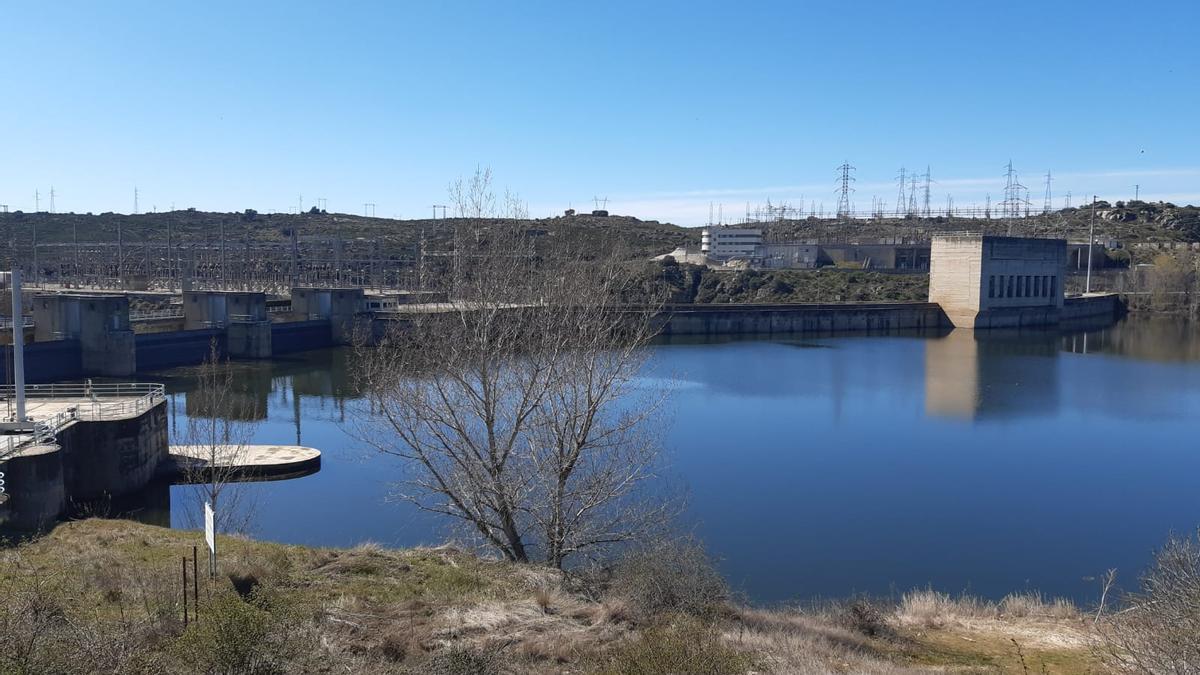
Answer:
[632,260,929,304]
[756,201,1200,244]
[0,210,693,267]
[1,200,1197,269]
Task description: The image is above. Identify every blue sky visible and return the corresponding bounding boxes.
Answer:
[2,0,1198,225]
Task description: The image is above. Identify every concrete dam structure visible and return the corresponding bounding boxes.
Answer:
[927,234,1118,329]
[10,287,369,382]
[0,233,1122,382]
[0,383,168,530]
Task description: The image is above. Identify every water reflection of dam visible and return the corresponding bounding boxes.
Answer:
[924,329,1061,420]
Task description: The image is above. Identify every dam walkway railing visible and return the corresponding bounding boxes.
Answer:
[0,416,60,458]
[0,383,166,423]
[1,383,165,457]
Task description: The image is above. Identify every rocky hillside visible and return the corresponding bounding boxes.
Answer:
[630,260,929,304]
[758,201,1200,244]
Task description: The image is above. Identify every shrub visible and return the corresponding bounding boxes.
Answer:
[424,645,503,675]
[608,538,730,621]
[1101,529,1200,673]
[172,587,310,675]
[593,618,752,675]
[838,597,892,638]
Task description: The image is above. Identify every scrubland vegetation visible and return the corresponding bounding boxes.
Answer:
[633,258,929,305]
[9,519,1199,674]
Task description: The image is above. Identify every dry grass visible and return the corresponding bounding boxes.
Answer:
[0,519,1111,674]
[898,590,1080,628]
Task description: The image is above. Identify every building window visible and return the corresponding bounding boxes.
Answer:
[1049,275,1056,298]
[988,276,996,298]
[1034,275,1041,297]
[1007,276,1014,297]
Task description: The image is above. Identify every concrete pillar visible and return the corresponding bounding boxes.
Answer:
[227,320,272,358]
[329,288,365,344]
[183,291,271,358]
[31,294,135,376]
[1,445,66,531]
[59,404,168,502]
[290,287,364,345]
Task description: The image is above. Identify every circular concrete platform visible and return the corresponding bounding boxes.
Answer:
[166,444,321,482]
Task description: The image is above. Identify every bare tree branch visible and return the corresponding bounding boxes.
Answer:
[352,169,675,567]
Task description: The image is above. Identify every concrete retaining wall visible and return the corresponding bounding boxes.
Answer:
[58,402,169,502]
[272,320,334,354]
[657,302,950,336]
[9,339,84,383]
[1063,294,1122,320]
[135,329,226,371]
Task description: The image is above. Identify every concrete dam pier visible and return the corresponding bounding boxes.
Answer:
[0,383,168,530]
[0,383,323,531]
[12,287,370,382]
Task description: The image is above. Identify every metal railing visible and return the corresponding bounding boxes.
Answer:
[229,313,265,323]
[0,316,34,329]
[0,383,166,423]
[1,417,60,458]
[130,308,184,321]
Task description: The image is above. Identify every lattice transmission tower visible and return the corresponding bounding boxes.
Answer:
[835,161,856,218]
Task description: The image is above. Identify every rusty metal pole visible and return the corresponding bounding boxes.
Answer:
[182,556,189,627]
[192,546,199,620]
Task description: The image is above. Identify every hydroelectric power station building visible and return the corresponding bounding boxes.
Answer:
[928,234,1068,329]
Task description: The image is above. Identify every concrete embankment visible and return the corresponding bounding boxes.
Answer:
[1062,293,1123,320]
[656,302,950,336]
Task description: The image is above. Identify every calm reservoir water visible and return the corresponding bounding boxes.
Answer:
[151,315,1200,605]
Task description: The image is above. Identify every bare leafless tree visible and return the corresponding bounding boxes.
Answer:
[173,341,260,536]
[1100,529,1200,673]
[354,169,673,568]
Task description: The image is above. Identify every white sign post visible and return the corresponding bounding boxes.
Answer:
[204,501,216,577]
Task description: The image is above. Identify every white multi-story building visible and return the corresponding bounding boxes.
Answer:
[700,226,762,259]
